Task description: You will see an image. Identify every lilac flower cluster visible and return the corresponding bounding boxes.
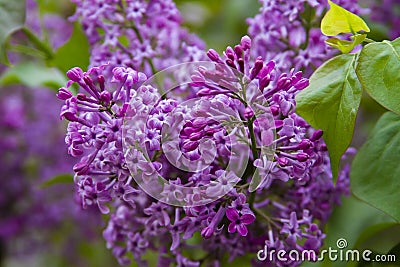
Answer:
[368,0,400,39]
[70,0,206,75]
[247,0,367,76]
[58,33,350,266]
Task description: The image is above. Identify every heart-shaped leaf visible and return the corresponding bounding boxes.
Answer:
[296,54,361,180]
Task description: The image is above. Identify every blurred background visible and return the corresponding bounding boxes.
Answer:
[0,0,399,266]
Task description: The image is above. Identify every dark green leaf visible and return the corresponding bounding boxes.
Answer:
[50,22,90,73]
[356,38,400,115]
[0,62,67,90]
[0,0,26,65]
[351,112,400,222]
[41,173,73,188]
[296,54,361,180]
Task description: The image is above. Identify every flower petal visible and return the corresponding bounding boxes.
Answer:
[228,222,237,233]
[237,224,248,236]
[241,213,255,225]
[97,202,110,214]
[226,208,239,222]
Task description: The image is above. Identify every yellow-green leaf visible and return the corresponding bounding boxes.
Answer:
[321,0,370,36]
[325,34,366,53]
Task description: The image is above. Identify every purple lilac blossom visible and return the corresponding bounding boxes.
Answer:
[58,35,350,266]
[70,0,206,75]
[57,0,355,265]
[247,0,368,76]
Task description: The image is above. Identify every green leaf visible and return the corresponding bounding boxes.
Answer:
[321,0,370,36]
[296,54,361,180]
[326,34,366,53]
[21,27,54,60]
[50,22,90,73]
[0,0,26,65]
[351,112,400,222]
[0,61,67,90]
[41,173,73,188]
[356,38,400,115]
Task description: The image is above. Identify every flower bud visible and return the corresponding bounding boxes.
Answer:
[57,87,73,100]
[296,152,309,162]
[100,91,112,103]
[207,49,220,62]
[67,67,84,82]
[310,130,323,141]
[250,57,264,80]
[240,35,251,50]
[244,107,254,119]
[298,139,312,150]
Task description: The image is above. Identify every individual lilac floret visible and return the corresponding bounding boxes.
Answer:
[226,208,255,236]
